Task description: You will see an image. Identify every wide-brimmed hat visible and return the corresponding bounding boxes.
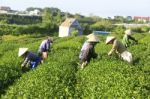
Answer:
[106,36,115,44]
[47,36,53,41]
[86,33,95,38]
[125,29,132,35]
[87,34,99,42]
[18,48,28,57]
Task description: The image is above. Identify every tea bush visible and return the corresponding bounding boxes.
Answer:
[0,33,150,98]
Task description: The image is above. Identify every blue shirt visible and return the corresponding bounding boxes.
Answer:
[21,52,40,67]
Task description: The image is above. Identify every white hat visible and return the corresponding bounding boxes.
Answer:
[86,33,95,38]
[106,36,115,44]
[87,35,99,42]
[18,48,28,57]
[125,29,132,35]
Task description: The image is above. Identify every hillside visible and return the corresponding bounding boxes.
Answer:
[0,33,150,98]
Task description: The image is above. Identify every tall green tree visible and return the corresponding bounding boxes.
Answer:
[55,11,62,25]
[42,8,53,25]
[90,20,113,31]
[42,8,54,33]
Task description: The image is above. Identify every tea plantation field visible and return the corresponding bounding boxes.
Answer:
[0,33,150,98]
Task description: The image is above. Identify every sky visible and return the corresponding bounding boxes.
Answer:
[0,0,149,17]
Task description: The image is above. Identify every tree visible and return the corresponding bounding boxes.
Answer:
[90,20,113,31]
[42,8,53,24]
[42,8,54,33]
[55,11,62,25]
[114,16,124,23]
[91,15,102,22]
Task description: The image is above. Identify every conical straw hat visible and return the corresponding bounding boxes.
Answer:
[18,48,28,57]
[87,35,99,42]
[106,36,115,44]
[86,33,95,38]
[125,29,132,35]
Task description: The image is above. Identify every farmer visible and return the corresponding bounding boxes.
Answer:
[38,36,53,60]
[122,29,138,48]
[79,33,99,69]
[18,48,41,69]
[106,36,133,63]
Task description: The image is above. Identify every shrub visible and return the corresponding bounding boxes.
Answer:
[71,30,78,37]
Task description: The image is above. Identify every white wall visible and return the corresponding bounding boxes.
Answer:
[59,26,70,37]
[29,10,40,16]
[0,10,8,13]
